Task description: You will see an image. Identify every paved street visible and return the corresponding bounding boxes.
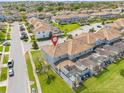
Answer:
[7,22,29,93]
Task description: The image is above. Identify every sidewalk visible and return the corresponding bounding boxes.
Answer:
[0,80,8,87]
[28,50,42,93]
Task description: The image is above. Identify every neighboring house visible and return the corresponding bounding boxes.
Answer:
[105,19,124,31]
[91,12,117,19]
[51,13,89,24]
[28,17,53,39]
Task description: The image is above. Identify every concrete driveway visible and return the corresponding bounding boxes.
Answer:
[7,22,29,93]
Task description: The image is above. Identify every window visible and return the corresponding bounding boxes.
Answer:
[43,35,45,38]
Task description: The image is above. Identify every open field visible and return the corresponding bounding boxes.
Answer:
[31,50,74,93]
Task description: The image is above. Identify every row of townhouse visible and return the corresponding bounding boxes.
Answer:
[105,18,124,31]
[51,11,119,24]
[59,40,124,88]
[41,21,124,88]
[28,17,59,39]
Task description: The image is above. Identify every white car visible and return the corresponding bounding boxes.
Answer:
[7,59,14,68]
[9,68,14,77]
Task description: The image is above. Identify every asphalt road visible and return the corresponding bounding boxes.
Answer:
[7,22,29,93]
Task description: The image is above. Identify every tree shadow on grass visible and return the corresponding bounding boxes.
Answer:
[46,74,56,85]
[74,84,87,93]
[94,68,109,78]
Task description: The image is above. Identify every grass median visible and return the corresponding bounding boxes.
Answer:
[0,86,6,93]
[3,54,9,64]
[0,67,7,82]
[25,52,37,91]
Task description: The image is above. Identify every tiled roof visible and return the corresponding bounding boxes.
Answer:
[99,28,121,40]
[42,27,121,57]
[42,37,92,57]
[28,17,52,32]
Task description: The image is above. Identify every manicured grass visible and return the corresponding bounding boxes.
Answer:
[31,50,74,93]
[0,46,3,52]
[3,54,9,64]
[51,22,80,33]
[0,67,7,81]
[0,86,6,93]
[25,52,37,91]
[79,58,124,93]
[7,34,11,40]
[5,46,10,52]
[30,50,124,93]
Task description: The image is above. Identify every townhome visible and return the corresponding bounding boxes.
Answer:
[51,13,89,24]
[76,57,99,75]
[105,19,124,30]
[41,18,124,88]
[98,28,121,44]
[42,37,93,66]
[90,12,117,19]
[56,60,82,88]
[28,17,54,39]
[88,53,109,69]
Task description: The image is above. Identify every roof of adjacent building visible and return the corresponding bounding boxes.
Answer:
[42,26,121,57]
[99,28,121,40]
[42,37,92,57]
[28,17,52,32]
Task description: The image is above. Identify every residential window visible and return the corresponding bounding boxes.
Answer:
[43,35,45,38]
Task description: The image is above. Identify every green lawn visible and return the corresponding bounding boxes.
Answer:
[30,50,124,93]
[3,54,9,64]
[0,86,6,93]
[51,22,80,33]
[25,52,37,91]
[0,46,3,52]
[5,46,10,52]
[7,34,11,40]
[0,67,7,82]
[31,50,74,93]
[79,58,124,93]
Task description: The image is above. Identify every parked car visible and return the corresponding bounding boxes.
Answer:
[97,25,102,28]
[9,68,14,77]
[7,59,14,68]
[20,25,25,31]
